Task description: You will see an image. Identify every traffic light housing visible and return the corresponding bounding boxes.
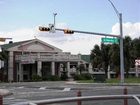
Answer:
[63,29,74,34]
[0,38,6,42]
[39,26,50,31]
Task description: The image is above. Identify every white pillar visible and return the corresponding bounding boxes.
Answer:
[59,63,63,77]
[107,65,111,79]
[88,63,93,74]
[51,62,55,75]
[135,65,139,77]
[8,51,14,82]
[67,62,70,77]
[78,61,81,74]
[37,61,42,76]
[19,63,23,81]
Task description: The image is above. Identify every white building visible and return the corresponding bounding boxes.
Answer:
[1,38,89,82]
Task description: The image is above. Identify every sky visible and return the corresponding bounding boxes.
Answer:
[0,0,140,54]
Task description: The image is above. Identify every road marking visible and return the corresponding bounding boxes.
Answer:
[18,86,24,89]
[63,88,71,91]
[39,87,46,90]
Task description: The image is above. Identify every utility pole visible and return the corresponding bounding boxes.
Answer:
[119,13,124,83]
[53,13,57,28]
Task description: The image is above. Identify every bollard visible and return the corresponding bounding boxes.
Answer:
[123,87,128,105]
[77,90,82,105]
[0,95,3,105]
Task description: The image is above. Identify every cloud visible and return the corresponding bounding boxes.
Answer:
[37,23,97,44]
[0,25,100,54]
[55,36,101,54]
[1,22,139,54]
[111,22,140,38]
[0,28,36,44]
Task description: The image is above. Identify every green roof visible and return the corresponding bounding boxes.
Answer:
[1,40,32,50]
[81,55,90,63]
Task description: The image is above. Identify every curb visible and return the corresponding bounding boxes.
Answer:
[66,81,140,86]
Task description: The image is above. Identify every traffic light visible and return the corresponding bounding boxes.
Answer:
[0,38,6,42]
[63,29,74,34]
[39,26,50,31]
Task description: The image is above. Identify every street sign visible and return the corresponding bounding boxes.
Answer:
[101,37,119,44]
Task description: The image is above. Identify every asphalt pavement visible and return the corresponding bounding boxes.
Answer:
[0,81,140,105]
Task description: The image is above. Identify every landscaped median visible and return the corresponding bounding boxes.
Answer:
[77,77,140,84]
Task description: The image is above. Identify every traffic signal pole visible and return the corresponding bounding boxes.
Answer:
[119,13,124,83]
[40,25,124,84]
[55,28,121,38]
[39,0,125,83]
[107,0,124,84]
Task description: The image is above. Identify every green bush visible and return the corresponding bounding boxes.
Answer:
[82,73,92,80]
[94,74,106,82]
[73,73,91,80]
[32,75,42,82]
[42,75,60,81]
[47,75,61,81]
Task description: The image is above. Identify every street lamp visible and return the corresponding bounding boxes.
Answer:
[107,0,124,83]
[53,13,57,28]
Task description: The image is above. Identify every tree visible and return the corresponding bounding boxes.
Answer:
[131,37,140,59]
[0,51,8,82]
[129,37,140,69]
[123,36,132,77]
[0,51,8,60]
[109,44,120,77]
[101,43,111,77]
[90,44,102,70]
[90,36,140,78]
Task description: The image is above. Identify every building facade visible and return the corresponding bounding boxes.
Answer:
[1,39,87,82]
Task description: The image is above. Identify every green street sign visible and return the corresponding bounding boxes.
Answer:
[101,37,119,44]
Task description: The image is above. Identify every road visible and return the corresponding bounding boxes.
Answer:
[0,81,140,105]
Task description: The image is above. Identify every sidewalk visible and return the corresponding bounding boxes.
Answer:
[66,81,140,86]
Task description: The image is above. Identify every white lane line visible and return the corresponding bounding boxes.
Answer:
[63,88,71,91]
[39,87,46,90]
[18,86,24,89]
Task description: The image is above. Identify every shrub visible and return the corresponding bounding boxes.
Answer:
[60,73,68,81]
[73,73,91,80]
[42,75,61,81]
[47,75,60,81]
[82,73,91,80]
[32,75,42,82]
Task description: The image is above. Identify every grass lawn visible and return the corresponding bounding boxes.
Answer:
[78,77,140,83]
